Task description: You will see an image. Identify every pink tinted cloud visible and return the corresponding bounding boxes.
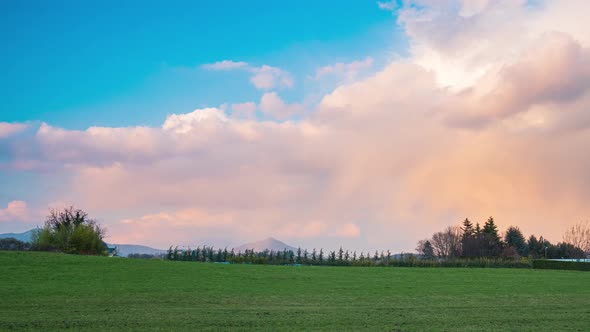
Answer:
[0,123,28,138]
[0,201,30,222]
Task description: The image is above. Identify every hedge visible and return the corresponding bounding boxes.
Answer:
[532,259,590,271]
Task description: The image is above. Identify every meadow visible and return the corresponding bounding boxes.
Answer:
[1,251,589,331]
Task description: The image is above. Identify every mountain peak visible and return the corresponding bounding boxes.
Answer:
[235,237,296,252]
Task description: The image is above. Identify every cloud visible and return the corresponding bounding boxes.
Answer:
[0,201,30,222]
[259,92,305,120]
[201,60,248,70]
[202,60,293,90]
[334,223,361,238]
[163,108,228,133]
[377,1,398,11]
[0,123,28,139]
[444,32,590,128]
[230,102,257,119]
[249,65,294,90]
[312,57,374,81]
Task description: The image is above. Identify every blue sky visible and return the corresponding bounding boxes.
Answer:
[1,0,406,129]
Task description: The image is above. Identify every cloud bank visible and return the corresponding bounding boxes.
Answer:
[3,1,590,251]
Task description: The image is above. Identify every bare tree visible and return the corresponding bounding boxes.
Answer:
[430,226,462,259]
[563,221,590,256]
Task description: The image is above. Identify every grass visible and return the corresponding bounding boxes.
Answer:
[1,251,589,331]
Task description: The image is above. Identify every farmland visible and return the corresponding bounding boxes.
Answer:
[1,251,589,331]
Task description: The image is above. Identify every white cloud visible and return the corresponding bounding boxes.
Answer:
[0,201,30,222]
[201,60,248,70]
[312,57,374,81]
[163,108,228,134]
[249,65,294,90]
[202,60,293,90]
[259,92,305,120]
[231,102,257,119]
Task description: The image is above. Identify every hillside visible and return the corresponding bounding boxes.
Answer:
[234,237,297,252]
[0,229,36,242]
[112,244,166,257]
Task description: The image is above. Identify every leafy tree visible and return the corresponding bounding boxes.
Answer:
[311,248,317,263]
[0,238,31,251]
[338,247,344,263]
[319,248,324,264]
[296,247,302,264]
[32,207,106,255]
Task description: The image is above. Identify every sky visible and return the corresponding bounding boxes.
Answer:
[1,0,590,252]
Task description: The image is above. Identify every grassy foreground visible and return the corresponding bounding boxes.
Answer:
[1,251,589,331]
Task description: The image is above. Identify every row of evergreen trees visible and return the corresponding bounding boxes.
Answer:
[165,245,533,268]
[417,217,586,260]
[167,245,402,266]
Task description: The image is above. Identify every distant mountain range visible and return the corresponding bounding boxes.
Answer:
[0,229,36,243]
[234,237,297,252]
[111,244,167,257]
[1,230,299,257]
[0,229,166,257]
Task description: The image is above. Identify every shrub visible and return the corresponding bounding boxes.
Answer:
[31,207,106,255]
[532,260,590,271]
[0,238,31,251]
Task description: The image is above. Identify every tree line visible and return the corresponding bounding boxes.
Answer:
[166,245,400,266]
[167,217,589,267]
[416,217,588,260]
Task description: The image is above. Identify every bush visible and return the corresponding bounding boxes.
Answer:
[31,207,106,255]
[532,259,590,271]
[0,238,31,251]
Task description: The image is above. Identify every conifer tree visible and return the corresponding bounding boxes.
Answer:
[167,246,173,260]
[422,240,435,259]
[483,216,502,256]
[505,226,527,256]
[462,218,475,237]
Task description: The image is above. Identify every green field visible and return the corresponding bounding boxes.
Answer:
[1,251,589,331]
